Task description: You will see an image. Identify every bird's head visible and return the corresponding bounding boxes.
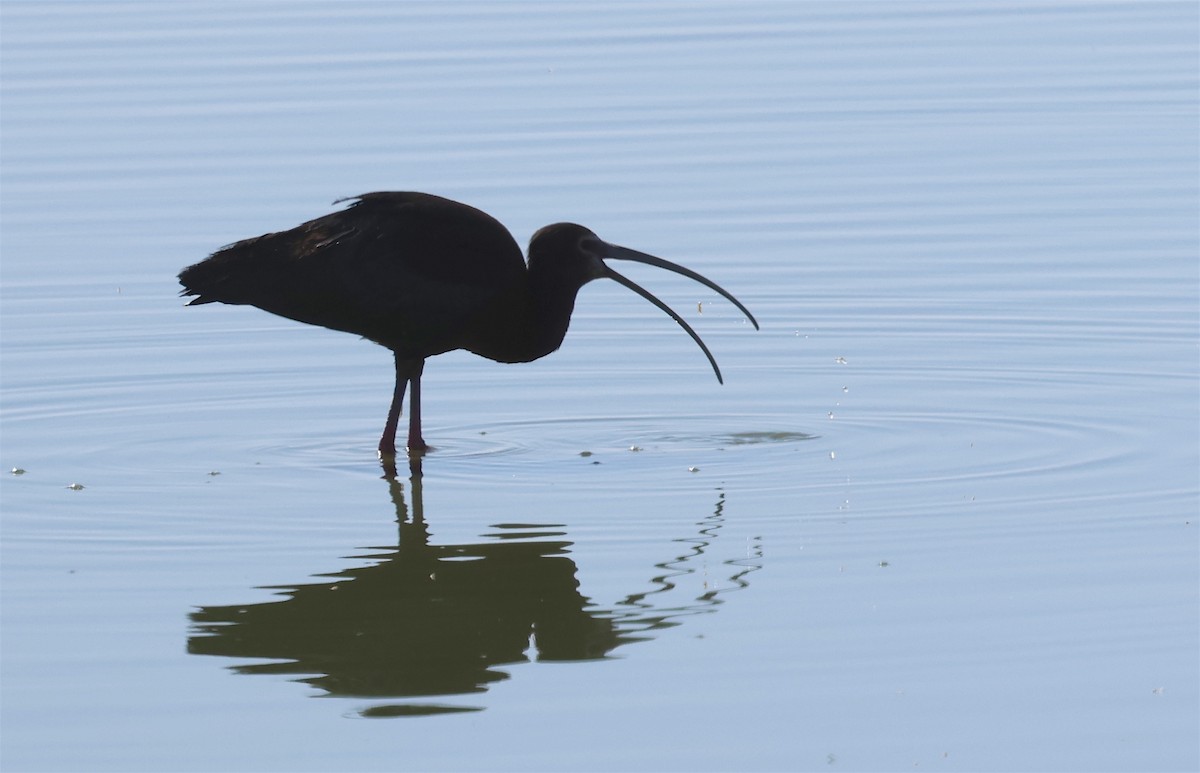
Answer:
[528,222,759,384]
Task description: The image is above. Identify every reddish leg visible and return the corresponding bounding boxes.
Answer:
[406,360,427,453]
[378,369,407,457]
[378,355,427,457]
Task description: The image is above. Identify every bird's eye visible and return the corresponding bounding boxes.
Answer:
[580,236,603,254]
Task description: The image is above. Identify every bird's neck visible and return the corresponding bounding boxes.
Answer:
[460,273,582,364]
[525,273,581,359]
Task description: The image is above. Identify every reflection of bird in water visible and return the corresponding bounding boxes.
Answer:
[187,468,763,717]
[178,192,758,456]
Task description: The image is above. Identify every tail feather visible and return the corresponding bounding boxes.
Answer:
[177,232,279,308]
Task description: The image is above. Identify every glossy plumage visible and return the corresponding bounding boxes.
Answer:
[179,192,757,456]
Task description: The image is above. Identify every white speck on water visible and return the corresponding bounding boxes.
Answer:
[66,483,84,490]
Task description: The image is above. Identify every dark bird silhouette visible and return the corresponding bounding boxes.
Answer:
[179,192,758,456]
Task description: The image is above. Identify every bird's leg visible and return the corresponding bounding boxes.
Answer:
[406,360,428,454]
[378,363,408,458]
[379,355,429,458]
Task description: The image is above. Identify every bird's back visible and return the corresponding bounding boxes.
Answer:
[179,192,527,358]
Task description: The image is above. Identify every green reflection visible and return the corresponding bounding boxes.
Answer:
[188,460,762,715]
[725,431,815,445]
[358,704,481,718]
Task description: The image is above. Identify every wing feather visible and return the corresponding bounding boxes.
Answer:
[178,192,526,356]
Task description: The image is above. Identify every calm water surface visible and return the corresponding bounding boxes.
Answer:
[2,3,1197,771]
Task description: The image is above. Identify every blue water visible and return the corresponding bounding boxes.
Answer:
[2,2,1197,771]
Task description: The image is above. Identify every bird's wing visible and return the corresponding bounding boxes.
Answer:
[179,192,527,356]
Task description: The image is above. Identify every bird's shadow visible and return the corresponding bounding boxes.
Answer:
[187,458,763,717]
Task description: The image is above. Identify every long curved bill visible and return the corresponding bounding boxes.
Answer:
[591,240,759,384]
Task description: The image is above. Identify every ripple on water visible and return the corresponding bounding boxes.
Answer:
[259,414,819,489]
[260,390,1137,512]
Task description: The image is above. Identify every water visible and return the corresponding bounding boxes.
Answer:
[2,2,1197,771]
